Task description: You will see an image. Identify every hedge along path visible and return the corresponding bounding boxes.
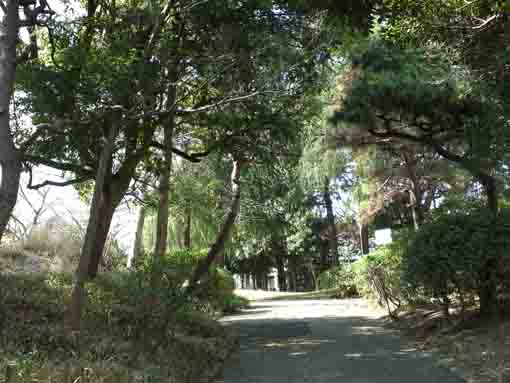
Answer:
[218,297,465,383]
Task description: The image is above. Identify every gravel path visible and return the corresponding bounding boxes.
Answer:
[217,298,465,383]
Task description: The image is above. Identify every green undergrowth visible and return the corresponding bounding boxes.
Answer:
[0,270,239,383]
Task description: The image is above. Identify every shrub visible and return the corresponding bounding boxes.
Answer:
[133,249,241,315]
[317,265,359,298]
[353,232,411,316]
[215,294,250,314]
[0,271,232,383]
[404,209,510,315]
[194,268,239,313]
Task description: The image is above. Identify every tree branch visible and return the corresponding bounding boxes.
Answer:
[19,120,67,151]
[24,154,95,175]
[150,141,211,162]
[27,176,92,190]
[176,91,261,114]
[472,14,502,30]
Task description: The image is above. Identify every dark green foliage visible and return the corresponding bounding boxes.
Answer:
[337,42,484,133]
[353,232,411,316]
[133,248,243,314]
[0,272,232,383]
[317,266,359,298]
[404,209,510,314]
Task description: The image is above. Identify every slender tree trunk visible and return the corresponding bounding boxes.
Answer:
[154,81,177,258]
[479,269,498,316]
[187,158,243,292]
[153,129,173,257]
[472,173,499,315]
[324,177,339,266]
[319,238,329,269]
[175,216,184,248]
[309,262,318,291]
[478,173,498,215]
[275,252,287,292]
[0,0,20,245]
[69,112,120,330]
[290,270,297,292]
[132,204,147,265]
[403,153,424,230]
[477,175,499,316]
[183,204,192,249]
[408,189,421,231]
[360,223,369,255]
[287,258,297,292]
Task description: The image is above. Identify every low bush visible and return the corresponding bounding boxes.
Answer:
[317,265,359,298]
[404,209,510,316]
[0,269,234,383]
[353,245,405,316]
[133,249,244,315]
[352,230,414,316]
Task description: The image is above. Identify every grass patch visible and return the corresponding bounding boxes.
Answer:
[0,271,236,383]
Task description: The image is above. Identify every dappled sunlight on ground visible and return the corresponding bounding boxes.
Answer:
[217,298,463,383]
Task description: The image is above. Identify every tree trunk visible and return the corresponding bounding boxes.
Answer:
[478,173,498,215]
[288,258,297,292]
[324,177,339,266]
[0,0,20,245]
[153,82,177,258]
[319,239,329,269]
[153,133,173,258]
[360,223,369,255]
[69,112,120,330]
[402,152,424,230]
[275,252,287,292]
[187,158,243,292]
[408,189,422,231]
[132,204,147,266]
[309,262,318,291]
[183,204,192,249]
[479,275,498,316]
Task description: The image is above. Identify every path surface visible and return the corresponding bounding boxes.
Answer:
[217,298,464,383]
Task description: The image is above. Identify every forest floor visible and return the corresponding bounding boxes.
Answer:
[389,307,510,383]
[216,295,463,383]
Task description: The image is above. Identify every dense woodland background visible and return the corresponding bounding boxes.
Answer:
[1,0,510,381]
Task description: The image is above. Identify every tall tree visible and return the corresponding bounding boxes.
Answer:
[0,0,51,243]
[323,176,339,265]
[332,42,508,215]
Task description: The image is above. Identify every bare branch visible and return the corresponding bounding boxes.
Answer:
[28,176,91,190]
[150,141,212,162]
[176,91,262,114]
[9,215,28,238]
[472,14,501,30]
[24,154,95,175]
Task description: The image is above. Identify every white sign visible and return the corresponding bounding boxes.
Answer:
[374,228,392,246]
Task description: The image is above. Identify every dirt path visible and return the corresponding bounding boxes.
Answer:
[217,298,465,383]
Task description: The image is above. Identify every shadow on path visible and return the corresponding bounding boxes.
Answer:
[217,299,464,383]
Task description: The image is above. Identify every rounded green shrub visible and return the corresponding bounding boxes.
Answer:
[317,265,359,298]
[404,209,510,314]
[353,244,405,315]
